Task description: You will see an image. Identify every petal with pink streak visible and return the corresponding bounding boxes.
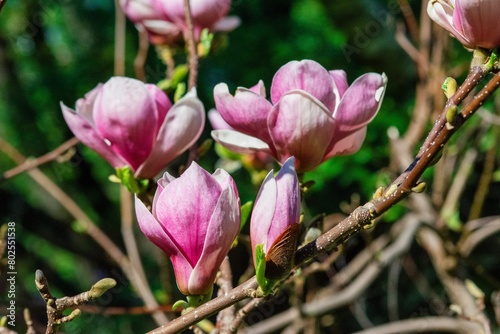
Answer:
[135,89,205,179]
[267,91,336,172]
[428,0,474,48]
[189,184,240,295]
[323,127,367,160]
[146,84,172,128]
[270,60,336,111]
[333,73,387,133]
[61,102,126,169]
[330,70,349,101]
[211,130,272,155]
[152,171,177,216]
[214,83,273,142]
[208,109,233,131]
[250,170,277,257]
[93,77,158,171]
[154,163,222,267]
[454,0,500,49]
[266,157,300,249]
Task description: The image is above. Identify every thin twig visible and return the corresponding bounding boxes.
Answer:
[114,0,125,77]
[134,27,150,82]
[214,257,236,333]
[121,187,169,325]
[0,136,166,327]
[1,137,79,181]
[183,0,199,90]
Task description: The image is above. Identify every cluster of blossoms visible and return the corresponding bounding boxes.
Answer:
[63,0,500,302]
[119,0,240,45]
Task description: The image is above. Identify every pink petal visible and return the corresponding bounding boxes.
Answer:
[211,130,272,155]
[135,89,205,179]
[270,60,336,112]
[93,77,158,171]
[61,102,127,169]
[330,70,349,101]
[152,171,177,216]
[454,0,500,49]
[214,83,273,143]
[212,16,241,32]
[323,127,367,160]
[250,169,277,256]
[248,80,266,97]
[146,84,172,129]
[189,182,240,295]
[208,109,233,131]
[333,73,387,133]
[428,0,474,48]
[154,162,222,267]
[267,91,336,172]
[266,157,300,250]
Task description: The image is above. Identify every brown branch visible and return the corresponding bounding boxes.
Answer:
[35,270,116,334]
[1,137,79,181]
[214,257,235,333]
[183,0,198,90]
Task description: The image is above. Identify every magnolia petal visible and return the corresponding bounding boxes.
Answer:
[136,89,205,179]
[268,91,336,172]
[214,83,273,142]
[248,80,266,97]
[146,84,172,129]
[454,0,500,49]
[93,77,158,171]
[266,157,300,250]
[152,171,177,216]
[330,70,349,102]
[324,127,367,160]
[213,16,241,32]
[61,102,126,168]
[135,195,177,256]
[250,169,278,258]
[428,0,474,48]
[136,194,194,296]
[270,60,336,111]
[211,130,272,155]
[154,163,222,267]
[189,184,240,295]
[333,73,387,133]
[135,194,194,295]
[208,109,233,130]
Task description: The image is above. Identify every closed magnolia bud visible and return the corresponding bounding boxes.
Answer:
[250,157,301,281]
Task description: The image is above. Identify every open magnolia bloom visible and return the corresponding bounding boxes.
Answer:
[120,0,240,44]
[61,76,205,179]
[428,0,500,50]
[212,60,387,173]
[135,162,240,296]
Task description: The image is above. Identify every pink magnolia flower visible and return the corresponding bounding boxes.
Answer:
[61,76,205,179]
[212,60,387,172]
[428,0,500,49]
[120,0,240,44]
[135,162,240,296]
[250,157,301,280]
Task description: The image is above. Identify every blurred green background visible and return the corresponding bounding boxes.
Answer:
[1,0,498,333]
